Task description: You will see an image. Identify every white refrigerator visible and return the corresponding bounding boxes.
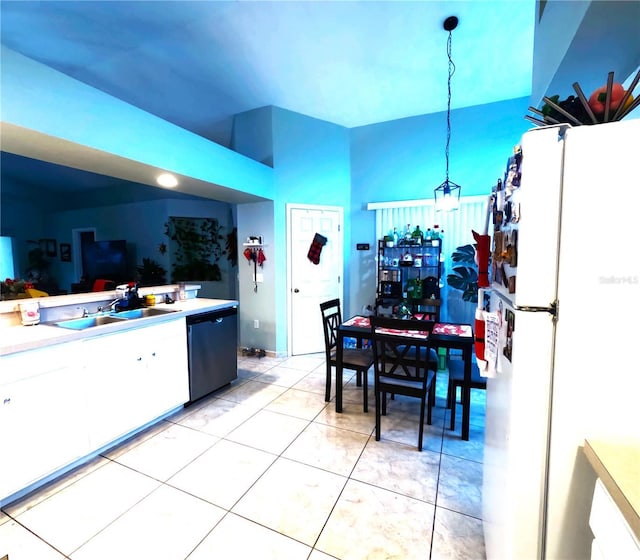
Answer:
[482,119,640,559]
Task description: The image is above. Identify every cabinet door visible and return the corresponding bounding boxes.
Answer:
[83,331,148,449]
[84,320,188,450]
[138,319,189,422]
[0,344,88,499]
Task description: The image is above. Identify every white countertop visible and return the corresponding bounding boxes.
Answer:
[584,439,640,541]
[0,298,238,356]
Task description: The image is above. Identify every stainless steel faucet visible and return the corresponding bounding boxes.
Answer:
[101,298,125,312]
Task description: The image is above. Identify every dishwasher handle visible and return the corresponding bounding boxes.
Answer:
[187,306,237,326]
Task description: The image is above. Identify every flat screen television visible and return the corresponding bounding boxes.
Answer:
[82,240,129,285]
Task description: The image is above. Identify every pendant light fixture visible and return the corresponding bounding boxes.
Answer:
[434,15,461,212]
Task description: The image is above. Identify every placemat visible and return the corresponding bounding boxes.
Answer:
[433,323,473,337]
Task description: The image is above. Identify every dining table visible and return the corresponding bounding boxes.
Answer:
[335,315,474,441]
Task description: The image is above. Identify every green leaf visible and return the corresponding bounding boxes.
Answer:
[447,243,484,304]
[450,244,476,264]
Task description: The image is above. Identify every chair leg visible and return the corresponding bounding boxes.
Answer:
[427,384,433,425]
[356,370,362,387]
[430,372,437,407]
[362,369,368,413]
[418,398,425,452]
[449,384,457,431]
[325,364,332,402]
[446,379,453,409]
[375,390,381,441]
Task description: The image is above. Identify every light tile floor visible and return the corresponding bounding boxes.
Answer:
[0,353,487,560]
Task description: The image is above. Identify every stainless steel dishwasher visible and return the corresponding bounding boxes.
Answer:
[186,306,238,403]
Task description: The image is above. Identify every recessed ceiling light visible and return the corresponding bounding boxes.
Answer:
[157,173,178,188]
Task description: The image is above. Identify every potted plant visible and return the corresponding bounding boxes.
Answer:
[446,244,479,303]
[24,242,51,284]
[164,217,226,282]
[136,257,167,286]
[446,243,489,325]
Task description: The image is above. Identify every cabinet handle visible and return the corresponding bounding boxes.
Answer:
[3,397,11,405]
[137,356,143,362]
[151,352,156,357]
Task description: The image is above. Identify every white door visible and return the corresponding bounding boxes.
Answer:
[288,205,343,355]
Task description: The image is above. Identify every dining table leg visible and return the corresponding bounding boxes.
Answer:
[335,333,344,413]
[461,345,471,441]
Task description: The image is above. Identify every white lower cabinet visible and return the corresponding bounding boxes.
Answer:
[590,478,640,560]
[83,319,189,450]
[0,318,189,504]
[0,343,89,499]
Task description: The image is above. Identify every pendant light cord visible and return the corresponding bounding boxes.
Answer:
[445,29,456,183]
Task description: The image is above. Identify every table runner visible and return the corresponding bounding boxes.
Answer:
[341,316,428,338]
[342,316,472,338]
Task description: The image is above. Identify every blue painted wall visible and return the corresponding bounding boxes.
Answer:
[234,107,351,355]
[1,46,274,201]
[271,107,351,353]
[347,96,533,317]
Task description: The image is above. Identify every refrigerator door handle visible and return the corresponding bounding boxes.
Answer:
[515,301,558,319]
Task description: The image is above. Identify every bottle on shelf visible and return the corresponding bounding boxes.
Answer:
[392,227,399,245]
[398,298,411,319]
[404,224,412,242]
[432,225,440,246]
[412,225,423,245]
[424,227,431,242]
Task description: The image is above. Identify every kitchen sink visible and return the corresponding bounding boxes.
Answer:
[52,306,177,330]
[55,315,128,330]
[113,307,177,319]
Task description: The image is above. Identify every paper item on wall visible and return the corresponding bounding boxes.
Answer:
[481,311,500,377]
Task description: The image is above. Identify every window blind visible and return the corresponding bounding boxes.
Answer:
[372,196,490,321]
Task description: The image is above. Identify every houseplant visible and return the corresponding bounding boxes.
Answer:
[445,243,490,325]
[446,243,479,303]
[164,217,226,282]
[25,243,51,284]
[136,257,167,286]
[1,278,34,299]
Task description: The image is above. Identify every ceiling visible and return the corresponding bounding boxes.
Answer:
[0,0,536,198]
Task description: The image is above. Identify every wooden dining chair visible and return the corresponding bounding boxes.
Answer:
[446,356,486,431]
[320,299,374,412]
[370,316,436,451]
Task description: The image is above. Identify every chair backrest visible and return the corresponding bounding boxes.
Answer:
[92,279,116,292]
[320,298,342,356]
[370,316,434,387]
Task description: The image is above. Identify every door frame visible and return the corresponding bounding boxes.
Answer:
[286,203,344,356]
[72,227,96,281]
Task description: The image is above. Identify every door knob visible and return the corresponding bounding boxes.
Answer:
[294,288,300,293]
